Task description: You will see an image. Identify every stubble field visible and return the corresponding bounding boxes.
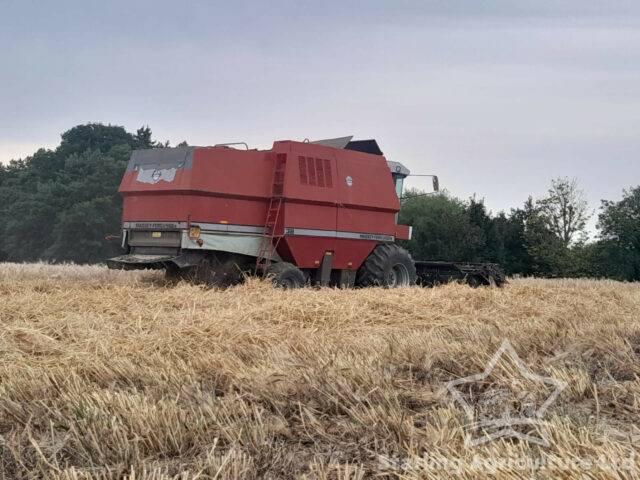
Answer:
[0,263,639,479]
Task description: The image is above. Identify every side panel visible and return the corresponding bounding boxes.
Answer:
[332,239,377,270]
[281,202,335,230]
[335,151,399,235]
[279,236,378,270]
[280,236,377,270]
[274,141,399,270]
[276,141,338,235]
[181,231,282,260]
[122,195,266,226]
[337,209,398,236]
[274,142,338,267]
[279,237,335,269]
[120,147,273,199]
[120,147,275,229]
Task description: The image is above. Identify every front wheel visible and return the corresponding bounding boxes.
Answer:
[356,243,417,288]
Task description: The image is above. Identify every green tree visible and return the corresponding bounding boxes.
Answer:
[463,197,491,261]
[0,123,166,264]
[47,196,123,263]
[521,179,593,278]
[398,190,473,261]
[538,177,590,246]
[597,186,640,281]
[487,210,534,276]
[43,146,131,262]
[524,213,571,277]
[57,124,135,158]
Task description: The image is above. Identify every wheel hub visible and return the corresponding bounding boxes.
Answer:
[387,263,410,287]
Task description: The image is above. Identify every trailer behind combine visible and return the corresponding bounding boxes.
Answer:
[107,136,505,288]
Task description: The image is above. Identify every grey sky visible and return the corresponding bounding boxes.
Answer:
[1,1,639,232]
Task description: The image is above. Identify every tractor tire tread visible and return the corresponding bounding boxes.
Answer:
[356,243,417,287]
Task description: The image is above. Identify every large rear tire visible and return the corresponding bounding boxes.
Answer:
[356,243,417,288]
[267,262,306,289]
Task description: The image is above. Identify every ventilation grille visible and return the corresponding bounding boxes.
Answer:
[323,159,333,187]
[298,156,307,184]
[298,156,333,188]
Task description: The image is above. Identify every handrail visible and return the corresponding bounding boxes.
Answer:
[214,142,249,150]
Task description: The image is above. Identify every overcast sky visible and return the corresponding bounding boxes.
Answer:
[1,0,639,232]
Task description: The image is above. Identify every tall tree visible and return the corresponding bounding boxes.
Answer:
[57,124,135,158]
[523,205,570,277]
[538,177,590,246]
[463,197,491,261]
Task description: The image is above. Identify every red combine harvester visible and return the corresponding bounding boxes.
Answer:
[107,137,505,288]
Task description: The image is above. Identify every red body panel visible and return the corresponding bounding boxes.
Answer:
[119,141,407,270]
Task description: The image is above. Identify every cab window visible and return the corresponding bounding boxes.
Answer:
[392,174,405,198]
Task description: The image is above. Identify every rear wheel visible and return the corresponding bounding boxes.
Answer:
[267,262,306,288]
[356,243,417,288]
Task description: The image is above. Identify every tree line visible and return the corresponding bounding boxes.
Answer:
[399,183,640,281]
[0,123,638,281]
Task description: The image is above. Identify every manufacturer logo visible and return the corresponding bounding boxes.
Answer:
[345,175,353,186]
[136,166,177,184]
[445,339,566,447]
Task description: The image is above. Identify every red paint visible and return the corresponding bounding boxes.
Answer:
[119,141,409,270]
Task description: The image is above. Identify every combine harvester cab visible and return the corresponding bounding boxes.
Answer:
[107,137,505,288]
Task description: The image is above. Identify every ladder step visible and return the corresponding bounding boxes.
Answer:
[255,155,288,276]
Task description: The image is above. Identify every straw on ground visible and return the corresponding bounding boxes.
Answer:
[0,263,639,479]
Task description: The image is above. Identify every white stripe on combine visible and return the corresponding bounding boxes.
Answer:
[124,222,394,242]
[124,221,188,230]
[284,227,394,242]
[194,222,266,234]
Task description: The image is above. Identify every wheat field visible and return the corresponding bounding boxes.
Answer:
[0,263,639,479]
